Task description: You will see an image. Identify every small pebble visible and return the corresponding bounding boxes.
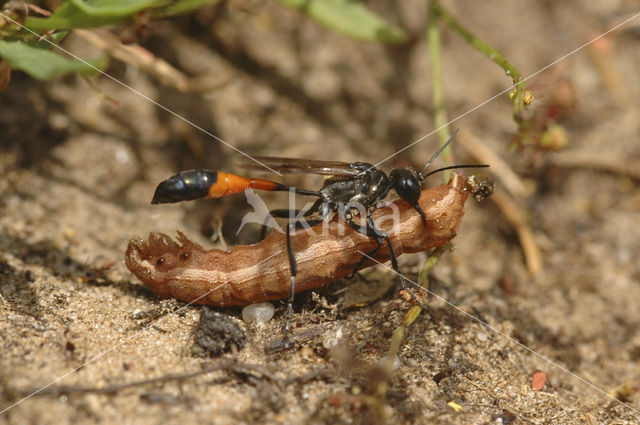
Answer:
[196,307,245,356]
[242,302,275,324]
[322,326,345,350]
[531,371,547,391]
[379,355,402,371]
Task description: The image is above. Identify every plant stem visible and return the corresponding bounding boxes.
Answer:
[427,3,454,181]
[375,245,447,403]
[431,3,528,124]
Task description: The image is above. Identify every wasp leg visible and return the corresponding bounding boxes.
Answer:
[283,217,323,347]
[259,195,324,240]
[348,212,432,315]
[259,198,324,241]
[345,235,382,280]
[345,212,397,276]
[351,271,380,284]
[259,208,305,241]
[344,209,388,279]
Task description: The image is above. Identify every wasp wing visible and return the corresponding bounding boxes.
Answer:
[239,156,360,176]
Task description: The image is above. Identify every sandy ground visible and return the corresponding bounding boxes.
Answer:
[1,1,640,424]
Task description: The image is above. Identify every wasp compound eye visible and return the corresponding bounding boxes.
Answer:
[151,170,213,204]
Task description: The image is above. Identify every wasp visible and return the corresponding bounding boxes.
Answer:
[151,130,488,345]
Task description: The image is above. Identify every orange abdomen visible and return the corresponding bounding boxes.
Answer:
[208,172,286,198]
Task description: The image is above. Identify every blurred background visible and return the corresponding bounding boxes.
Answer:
[1,1,639,424]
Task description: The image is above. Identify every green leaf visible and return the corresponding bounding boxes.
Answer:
[70,0,169,17]
[0,40,107,80]
[277,0,407,43]
[24,31,69,49]
[152,0,221,18]
[24,2,130,30]
[24,0,210,30]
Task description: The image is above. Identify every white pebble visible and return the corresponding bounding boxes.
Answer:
[242,302,275,324]
[379,355,402,371]
[322,326,345,350]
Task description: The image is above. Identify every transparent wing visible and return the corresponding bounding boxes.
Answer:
[239,156,360,176]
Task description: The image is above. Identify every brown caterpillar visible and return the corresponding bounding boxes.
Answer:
[125,173,475,306]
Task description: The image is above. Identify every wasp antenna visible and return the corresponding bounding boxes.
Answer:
[419,128,460,179]
[420,164,490,180]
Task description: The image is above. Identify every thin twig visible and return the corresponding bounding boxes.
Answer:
[490,190,542,276]
[265,324,329,353]
[549,151,640,180]
[586,34,619,94]
[22,358,236,397]
[281,368,333,385]
[18,358,332,397]
[75,29,190,92]
[371,246,446,419]
[451,129,543,276]
[457,129,528,198]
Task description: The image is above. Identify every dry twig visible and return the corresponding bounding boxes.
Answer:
[74,29,216,92]
[457,129,528,198]
[491,189,542,276]
[549,151,640,180]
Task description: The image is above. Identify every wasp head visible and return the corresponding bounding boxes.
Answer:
[389,168,426,226]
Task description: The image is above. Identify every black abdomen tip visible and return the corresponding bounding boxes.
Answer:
[151,170,216,204]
